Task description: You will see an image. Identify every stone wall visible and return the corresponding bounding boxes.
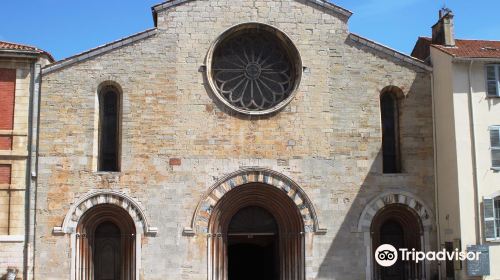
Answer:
[37,0,435,279]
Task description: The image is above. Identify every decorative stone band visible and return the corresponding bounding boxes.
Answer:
[183,168,326,236]
[53,190,158,236]
[357,190,434,233]
[0,235,24,242]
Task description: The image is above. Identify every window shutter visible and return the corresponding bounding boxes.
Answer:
[486,66,498,97]
[0,164,11,184]
[490,127,500,168]
[484,197,496,241]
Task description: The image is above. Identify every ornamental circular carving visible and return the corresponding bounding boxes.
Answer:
[207,23,302,115]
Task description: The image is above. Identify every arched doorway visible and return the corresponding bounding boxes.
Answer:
[208,183,304,280]
[371,204,422,280]
[76,204,136,280]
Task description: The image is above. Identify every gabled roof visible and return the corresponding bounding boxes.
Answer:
[42,28,157,75]
[349,34,432,72]
[43,1,429,74]
[412,36,500,61]
[151,0,352,26]
[0,40,54,62]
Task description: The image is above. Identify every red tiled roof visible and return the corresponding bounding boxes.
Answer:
[0,41,38,51]
[432,39,500,59]
[0,40,54,62]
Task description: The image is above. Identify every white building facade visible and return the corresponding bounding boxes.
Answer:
[413,9,500,280]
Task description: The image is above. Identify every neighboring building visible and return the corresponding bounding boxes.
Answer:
[34,1,437,279]
[0,42,53,279]
[413,9,500,280]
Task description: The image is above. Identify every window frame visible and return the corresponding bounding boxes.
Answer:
[486,64,500,97]
[206,23,303,116]
[489,126,500,171]
[484,194,500,242]
[97,85,122,172]
[495,197,500,239]
[380,91,402,174]
[0,164,15,236]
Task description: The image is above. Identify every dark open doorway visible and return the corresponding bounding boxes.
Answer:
[379,220,405,280]
[371,204,422,280]
[94,221,122,280]
[227,206,279,280]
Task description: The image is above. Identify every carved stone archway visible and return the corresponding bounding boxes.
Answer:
[184,168,325,236]
[54,190,157,235]
[53,190,157,280]
[357,190,434,280]
[186,168,323,280]
[76,204,136,280]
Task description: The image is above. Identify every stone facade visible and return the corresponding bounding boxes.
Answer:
[36,0,436,279]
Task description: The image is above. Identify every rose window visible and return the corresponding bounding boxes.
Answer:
[207,24,302,115]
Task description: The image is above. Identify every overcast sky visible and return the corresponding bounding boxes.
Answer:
[1,0,499,60]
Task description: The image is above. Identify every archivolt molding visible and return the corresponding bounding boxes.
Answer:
[357,190,434,232]
[184,168,325,236]
[53,190,158,236]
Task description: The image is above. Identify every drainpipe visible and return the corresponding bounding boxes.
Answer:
[430,72,442,280]
[466,60,482,244]
[23,61,35,280]
[24,62,42,280]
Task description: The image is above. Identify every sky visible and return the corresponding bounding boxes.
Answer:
[1,0,499,60]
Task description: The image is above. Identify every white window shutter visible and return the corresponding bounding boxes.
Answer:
[484,197,496,241]
[487,81,497,96]
[490,127,500,168]
[486,65,499,96]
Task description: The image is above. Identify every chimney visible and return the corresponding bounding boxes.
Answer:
[432,8,455,46]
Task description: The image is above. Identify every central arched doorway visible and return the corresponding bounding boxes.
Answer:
[371,204,422,280]
[208,183,305,280]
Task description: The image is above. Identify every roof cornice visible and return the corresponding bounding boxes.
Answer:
[452,57,500,63]
[0,49,42,60]
[0,41,55,62]
[42,28,157,75]
[151,0,352,24]
[349,33,432,72]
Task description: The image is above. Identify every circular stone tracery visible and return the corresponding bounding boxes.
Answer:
[208,24,302,114]
[245,63,262,80]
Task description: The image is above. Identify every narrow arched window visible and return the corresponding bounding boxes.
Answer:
[380,91,401,173]
[98,85,120,171]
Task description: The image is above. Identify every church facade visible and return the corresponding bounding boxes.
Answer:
[35,0,436,279]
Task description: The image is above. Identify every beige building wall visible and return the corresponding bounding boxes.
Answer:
[432,46,500,279]
[0,58,33,278]
[0,55,50,279]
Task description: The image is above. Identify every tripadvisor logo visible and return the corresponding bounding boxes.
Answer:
[375,244,398,267]
[375,244,481,267]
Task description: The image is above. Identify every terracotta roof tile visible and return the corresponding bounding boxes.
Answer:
[0,40,54,61]
[0,41,38,51]
[432,39,500,59]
